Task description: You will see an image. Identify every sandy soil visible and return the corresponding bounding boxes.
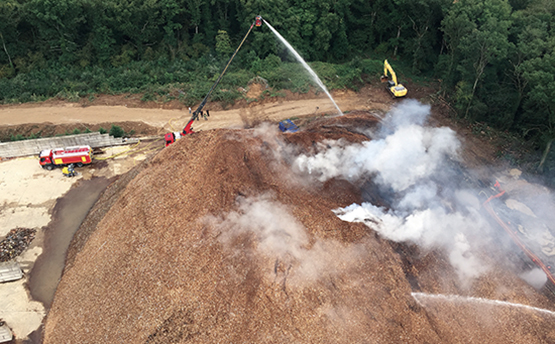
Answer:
[0,159,74,339]
[0,143,162,342]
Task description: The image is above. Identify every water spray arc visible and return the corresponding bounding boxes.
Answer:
[412,292,555,317]
[263,19,343,116]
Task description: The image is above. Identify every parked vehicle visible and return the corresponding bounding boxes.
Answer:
[39,145,93,170]
[380,59,408,98]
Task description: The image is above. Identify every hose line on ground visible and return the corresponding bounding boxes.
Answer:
[94,138,163,161]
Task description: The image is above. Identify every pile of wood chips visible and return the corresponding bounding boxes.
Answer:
[44,114,555,343]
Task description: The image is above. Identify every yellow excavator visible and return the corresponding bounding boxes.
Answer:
[380,59,407,98]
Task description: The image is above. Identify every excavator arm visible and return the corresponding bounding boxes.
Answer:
[383,59,398,86]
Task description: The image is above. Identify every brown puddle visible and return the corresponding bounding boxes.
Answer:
[28,177,112,308]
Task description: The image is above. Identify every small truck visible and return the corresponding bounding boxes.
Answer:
[39,145,93,170]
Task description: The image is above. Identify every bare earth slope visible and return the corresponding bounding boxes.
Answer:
[43,114,555,344]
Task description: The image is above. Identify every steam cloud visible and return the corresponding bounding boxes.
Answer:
[214,194,309,261]
[519,268,548,289]
[209,102,551,289]
[295,100,490,285]
[295,101,460,191]
[208,194,363,286]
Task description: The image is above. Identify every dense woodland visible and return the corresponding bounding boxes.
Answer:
[0,0,554,174]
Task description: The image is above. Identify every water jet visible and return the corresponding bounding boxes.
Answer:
[412,292,555,317]
[263,19,343,116]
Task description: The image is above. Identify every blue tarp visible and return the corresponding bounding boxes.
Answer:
[278,119,298,133]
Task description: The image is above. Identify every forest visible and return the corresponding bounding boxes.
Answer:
[0,0,554,173]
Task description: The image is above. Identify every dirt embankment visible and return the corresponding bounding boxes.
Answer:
[43,114,555,344]
[0,122,161,142]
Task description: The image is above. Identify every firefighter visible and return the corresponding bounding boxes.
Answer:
[68,164,76,176]
[63,164,76,177]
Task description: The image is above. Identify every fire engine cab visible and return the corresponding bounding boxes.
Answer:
[39,145,93,170]
[165,119,194,147]
[164,132,182,147]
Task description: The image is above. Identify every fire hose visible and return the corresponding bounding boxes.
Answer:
[94,138,162,161]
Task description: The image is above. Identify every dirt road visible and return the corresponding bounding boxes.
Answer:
[0,87,391,132]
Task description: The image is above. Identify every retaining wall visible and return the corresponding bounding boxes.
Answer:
[0,132,139,158]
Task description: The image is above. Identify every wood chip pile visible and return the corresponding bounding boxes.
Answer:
[44,114,555,343]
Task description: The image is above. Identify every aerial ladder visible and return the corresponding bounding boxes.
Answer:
[380,59,407,98]
[165,16,263,146]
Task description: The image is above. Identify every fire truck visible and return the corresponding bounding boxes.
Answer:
[39,145,93,170]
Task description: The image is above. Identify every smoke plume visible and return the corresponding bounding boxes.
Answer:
[214,194,309,261]
[208,194,363,286]
[295,100,490,285]
[519,268,548,289]
[294,101,460,192]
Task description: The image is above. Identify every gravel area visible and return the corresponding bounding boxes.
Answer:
[0,228,36,262]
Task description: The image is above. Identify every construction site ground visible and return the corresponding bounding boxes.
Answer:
[0,142,161,342]
[1,83,554,343]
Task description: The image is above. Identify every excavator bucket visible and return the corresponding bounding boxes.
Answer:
[380,75,388,83]
[255,16,262,27]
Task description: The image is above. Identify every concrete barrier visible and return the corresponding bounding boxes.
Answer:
[0,132,139,158]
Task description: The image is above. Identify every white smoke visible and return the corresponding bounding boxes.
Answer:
[213,194,309,261]
[252,121,281,139]
[296,100,489,285]
[294,101,460,192]
[248,121,303,178]
[208,194,363,286]
[519,268,548,289]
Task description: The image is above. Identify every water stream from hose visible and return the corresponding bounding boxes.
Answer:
[412,292,555,317]
[263,19,343,116]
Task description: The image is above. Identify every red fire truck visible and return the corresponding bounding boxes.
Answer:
[39,145,93,170]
